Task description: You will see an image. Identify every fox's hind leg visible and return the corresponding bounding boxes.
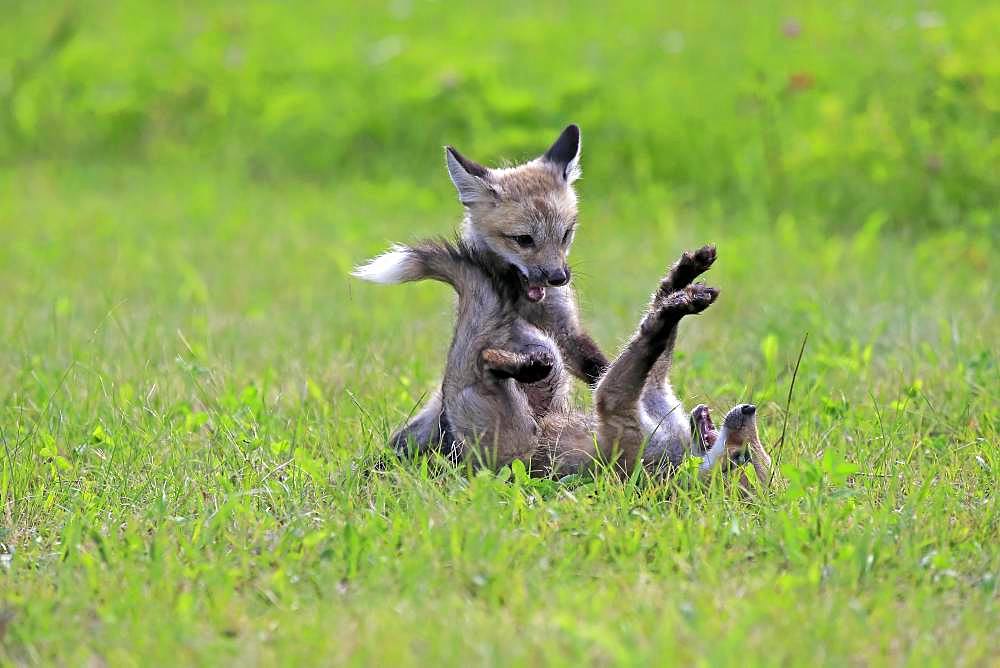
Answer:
[391,390,454,457]
[449,379,540,470]
[595,284,718,473]
[531,412,600,477]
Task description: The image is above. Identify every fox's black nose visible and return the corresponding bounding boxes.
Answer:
[546,268,570,287]
[741,404,756,415]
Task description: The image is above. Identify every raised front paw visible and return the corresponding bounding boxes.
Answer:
[659,283,719,315]
[681,244,717,277]
[639,284,719,339]
[658,244,717,297]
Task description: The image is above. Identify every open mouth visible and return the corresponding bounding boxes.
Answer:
[691,403,717,450]
[526,286,546,303]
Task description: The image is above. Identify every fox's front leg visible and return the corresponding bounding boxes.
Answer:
[563,330,609,386]
[595,284,719,473]
[481,348,555,384]
[642,244,718,420]
[524,289,609,386]
[736,443,774,498]
[562,245,716,387]
[748,439,773,489]
[654,244,717,301]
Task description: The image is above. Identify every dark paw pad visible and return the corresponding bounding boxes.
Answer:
[514,351,555,384]
[660,283,719,315]
[665,244,717,292]
[692,244,717,267]
[686,283,719,312]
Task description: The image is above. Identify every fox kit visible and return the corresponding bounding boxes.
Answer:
[354,234,720,475]
[355,125,609,454]
[355,238,572,468]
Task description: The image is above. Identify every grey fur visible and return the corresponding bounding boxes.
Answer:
[362,126,611,455]
[357,238,720,476]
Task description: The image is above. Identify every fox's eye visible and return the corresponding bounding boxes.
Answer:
[562,228,575,244]
[512,234,534,248]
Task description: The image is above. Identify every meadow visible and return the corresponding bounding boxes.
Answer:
[1,1,998,665]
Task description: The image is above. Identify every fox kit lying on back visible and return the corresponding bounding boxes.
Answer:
[354,233,720,475]
[355,126,609,454]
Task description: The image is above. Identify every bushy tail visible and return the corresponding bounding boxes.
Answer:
[351,240,463,289]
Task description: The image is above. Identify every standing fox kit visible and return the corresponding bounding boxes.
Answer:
[355,126,608,454]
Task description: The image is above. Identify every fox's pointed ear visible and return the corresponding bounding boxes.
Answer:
[445,146,496,205]
[543,124,582,183]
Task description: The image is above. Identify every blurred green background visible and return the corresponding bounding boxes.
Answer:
[3,1,997,230]
[1,2,998,664]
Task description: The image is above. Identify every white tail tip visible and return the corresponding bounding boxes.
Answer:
[351,245,414,284]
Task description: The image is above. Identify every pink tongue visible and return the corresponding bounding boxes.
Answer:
[526,286,546,302]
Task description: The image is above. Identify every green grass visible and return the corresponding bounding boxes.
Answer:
[3,1,999,230]
[1,162,996,665]
[2,1,999,665]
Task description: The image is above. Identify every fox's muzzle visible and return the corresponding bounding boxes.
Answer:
[543,266,570,287]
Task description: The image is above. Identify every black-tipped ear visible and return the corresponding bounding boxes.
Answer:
[543,124,582,183]
[445,146,496,205]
